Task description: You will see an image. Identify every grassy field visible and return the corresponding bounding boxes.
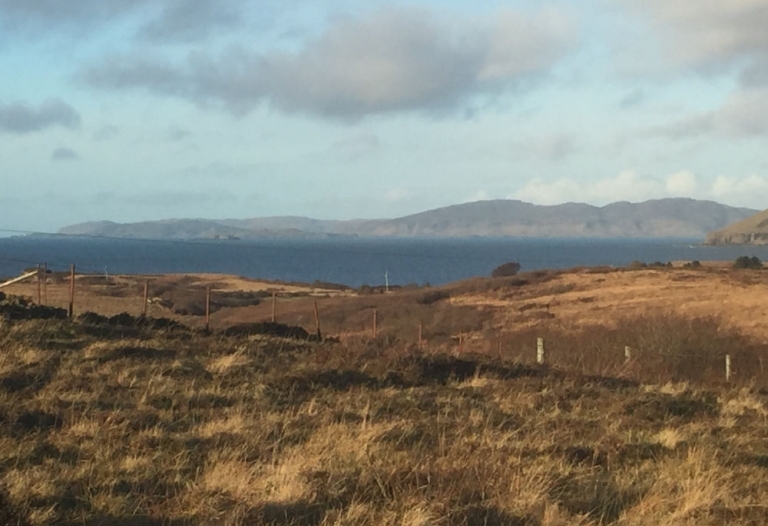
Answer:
[2,265,768,525]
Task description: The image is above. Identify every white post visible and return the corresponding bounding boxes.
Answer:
[624,346,632,363]
[725,355,731,382]
[537,338,545,365]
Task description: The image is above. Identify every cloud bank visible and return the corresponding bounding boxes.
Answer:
[81,6,576,118]
[623,0,768,80]
[0,99,81,134]
[513,170,768,209]
[0,0,243,42]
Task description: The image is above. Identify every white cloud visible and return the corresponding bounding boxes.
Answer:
[81,6,577,118]
[665,170,698,194]
[711,174,768,204]
[621,0,768,79]
[512,170,660,205]
[512,170,767,209]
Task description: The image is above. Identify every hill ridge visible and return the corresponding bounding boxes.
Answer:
[58,198,758,240]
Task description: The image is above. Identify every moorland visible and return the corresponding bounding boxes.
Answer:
[2,262,768,525]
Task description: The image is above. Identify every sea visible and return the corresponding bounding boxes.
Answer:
[2,236,768,288]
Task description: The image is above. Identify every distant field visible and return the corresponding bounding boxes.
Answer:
[2,263,768,524]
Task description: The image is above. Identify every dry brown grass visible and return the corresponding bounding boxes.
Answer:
[2,265,768,524]
[1,310,768,525]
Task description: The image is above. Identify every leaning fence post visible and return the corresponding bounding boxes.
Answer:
[314,300,322,341]
[725,354,732,383]
[68,264,76,319]
[624,346,632,363]
[537,337,545,365]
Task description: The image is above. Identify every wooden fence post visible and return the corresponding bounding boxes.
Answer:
[372,309,378,339]
[537,337,545,365]
[459,332,464,354]
[43,263,47,304]
[36,264,42,305]
[725,354,731,383]
[624,346,632,363]
[68,264,76,319]
[143,280,149,318]
[205,286,211,332]
[271,292,277,323]
[314,300,322,341]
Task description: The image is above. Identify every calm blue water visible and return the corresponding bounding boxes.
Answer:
[1,237,768,287]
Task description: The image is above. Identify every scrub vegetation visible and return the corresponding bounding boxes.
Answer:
[3,262,768,525]
[1,297,768,525]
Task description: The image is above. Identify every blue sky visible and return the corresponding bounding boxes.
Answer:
[1,0,768,231]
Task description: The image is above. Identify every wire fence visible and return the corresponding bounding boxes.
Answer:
[2,262,767,389]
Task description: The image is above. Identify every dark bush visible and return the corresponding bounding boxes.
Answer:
[223,322,311,340]
[0,296,68,321]
[683,260,702,269]
[491,261,521,278]
[77,311,185,331]
[626,260,647,270]
[734,256,763,270]
[417,290,450,305]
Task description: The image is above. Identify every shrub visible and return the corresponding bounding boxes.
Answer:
[733,256,763,270]
[683,260,702,269]
[416,290,450,305]
[491,261,521,278]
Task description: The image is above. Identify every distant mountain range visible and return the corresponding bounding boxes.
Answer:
[705,208,768,245]
[58,198,759,240]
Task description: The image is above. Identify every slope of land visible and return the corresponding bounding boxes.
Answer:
[705,208,768,245]
[2,265,768,525]
[5,262,768,341]
[58,198,757,240]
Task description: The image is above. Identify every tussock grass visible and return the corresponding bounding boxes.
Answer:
[1,317,768,525]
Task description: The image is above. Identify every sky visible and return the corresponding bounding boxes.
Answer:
[1,0,768,232]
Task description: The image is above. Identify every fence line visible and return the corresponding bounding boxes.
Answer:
[2,263,764,386]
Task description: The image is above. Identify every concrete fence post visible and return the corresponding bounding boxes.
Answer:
[537,337,545,365]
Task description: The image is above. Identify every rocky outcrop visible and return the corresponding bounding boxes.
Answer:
[705,209,768,245]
